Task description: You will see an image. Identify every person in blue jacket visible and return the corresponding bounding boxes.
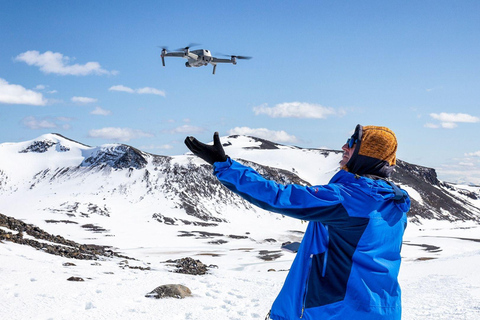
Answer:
[185,124,410,320]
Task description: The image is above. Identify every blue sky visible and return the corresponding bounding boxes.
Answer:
[1,1,479,184]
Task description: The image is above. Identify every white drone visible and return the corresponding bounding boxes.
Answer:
[160,44,251,75]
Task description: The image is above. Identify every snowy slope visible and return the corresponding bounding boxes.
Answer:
[220,135,342,185]
[1,134,480,319]
[0,134,339,250]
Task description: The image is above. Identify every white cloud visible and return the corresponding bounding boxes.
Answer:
[21,116,72,130]
[109,85,165,97]
[34,84,46,90]
[71,96,98,104]
[109,85,135,93]
[228,127,298,143]
[440,122,458,129]
[0,78,47,106]
[90,107,112,116]
[437,166,480,185]
[424,123,439,129]
[15,50,116,76]
[136,87,166,97]
[170,125,206,134]
[466,151,480,157]
[430,112,479,123]
[88,127,154,142]
[436,153,480,184]
[22,116,57,129]
[427,112,479,129]
[253,102,338,119]
[458,162,475,167]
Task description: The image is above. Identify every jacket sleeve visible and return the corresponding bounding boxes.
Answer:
[213,158,346,223]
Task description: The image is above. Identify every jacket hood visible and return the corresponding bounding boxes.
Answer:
[331,170,410,212]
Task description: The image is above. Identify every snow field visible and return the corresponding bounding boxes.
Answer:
[2,219,480,320]
[0,240,287,320]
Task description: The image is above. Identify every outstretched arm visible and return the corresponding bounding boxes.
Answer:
[184,132,346,224]
[214,159,346,223]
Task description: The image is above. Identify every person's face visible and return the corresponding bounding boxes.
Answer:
[340,142,355,167]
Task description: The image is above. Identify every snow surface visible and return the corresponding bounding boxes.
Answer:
[221,135,341,185]
[401,185,424,205]
[1,221,480,320]
[1,134,480,319]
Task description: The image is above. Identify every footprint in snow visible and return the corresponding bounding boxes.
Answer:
[205,292,218,299]
[223,299,237,306]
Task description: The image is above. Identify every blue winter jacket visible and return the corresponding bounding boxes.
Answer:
[214,158,410,320]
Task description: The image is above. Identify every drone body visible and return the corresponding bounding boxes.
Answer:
[160,45,251,74]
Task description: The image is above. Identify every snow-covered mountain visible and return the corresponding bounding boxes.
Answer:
[0,133,333,251]
[1,133,479,231]
[2,133,480,320]
[1,132,480,261]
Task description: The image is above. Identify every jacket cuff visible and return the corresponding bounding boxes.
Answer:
[213,157,233,174]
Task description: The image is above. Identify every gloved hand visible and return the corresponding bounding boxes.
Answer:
[184,132,228,165]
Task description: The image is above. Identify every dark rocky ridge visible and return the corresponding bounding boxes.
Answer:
[19,139,70,153]
[392,160,480,222]
[81,145,148,170]
[164,257,215,275]
[238,136,480,223]
[0,213,129,260]
[3,134,480,226]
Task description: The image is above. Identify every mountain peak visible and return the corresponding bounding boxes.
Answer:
[81,144,148,169]
[49,133,91,148]
[18,133,89,154]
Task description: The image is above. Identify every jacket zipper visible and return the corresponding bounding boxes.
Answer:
[300,227,330,318]
[300,254,313,318]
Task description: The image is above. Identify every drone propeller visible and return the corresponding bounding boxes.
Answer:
[232,55,252,60]
[175,43,201,52]
[158,46,168,66]
[158,46,169,54]
[217,54,252,65]
[219,54,252,60]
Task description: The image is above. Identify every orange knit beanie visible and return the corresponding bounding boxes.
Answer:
[358,126,397,166]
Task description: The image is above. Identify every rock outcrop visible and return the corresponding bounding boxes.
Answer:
[145,284,192,299]
[0,213,129,260]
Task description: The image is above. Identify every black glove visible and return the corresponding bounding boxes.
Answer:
[184,132,228,165]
